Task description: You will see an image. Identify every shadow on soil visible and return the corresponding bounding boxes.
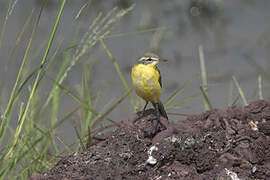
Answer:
[31,100,270,180]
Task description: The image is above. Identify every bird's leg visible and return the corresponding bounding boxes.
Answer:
[133,101,149,124]
[153,103,161,130]
[141,101,149,117]
[154,103,169,130]
[154,103,160,123]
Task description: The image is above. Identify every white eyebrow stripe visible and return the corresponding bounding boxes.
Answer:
[150,57,159,61]
[139,57,148,61]
[139,56,159,61]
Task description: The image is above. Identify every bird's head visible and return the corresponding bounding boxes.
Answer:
[138,52,167,66]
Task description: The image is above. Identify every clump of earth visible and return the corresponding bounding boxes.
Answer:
[31,100,270,180]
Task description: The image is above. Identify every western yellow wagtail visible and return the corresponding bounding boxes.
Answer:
[131,52,168,121]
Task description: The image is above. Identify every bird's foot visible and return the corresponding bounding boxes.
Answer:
[132,111,145,125]
[153,115,168,131]
[152,116,177,144]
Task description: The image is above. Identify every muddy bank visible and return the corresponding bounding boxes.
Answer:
[31,100,270,180]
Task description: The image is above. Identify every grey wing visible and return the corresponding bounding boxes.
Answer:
[156,67,162,88]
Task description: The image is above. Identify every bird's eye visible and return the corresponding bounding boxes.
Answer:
[146,58,152,61]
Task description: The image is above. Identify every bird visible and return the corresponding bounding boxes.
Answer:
[131,52,168,123]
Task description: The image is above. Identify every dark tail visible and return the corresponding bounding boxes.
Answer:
[158,101,168,120]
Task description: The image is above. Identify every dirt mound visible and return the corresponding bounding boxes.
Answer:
[31,100,270,180]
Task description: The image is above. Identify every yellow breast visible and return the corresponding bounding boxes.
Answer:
[131,64,161,103]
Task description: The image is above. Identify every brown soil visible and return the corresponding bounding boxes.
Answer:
[31,100,270,180]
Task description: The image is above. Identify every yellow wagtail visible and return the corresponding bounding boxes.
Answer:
[131,52,168,121]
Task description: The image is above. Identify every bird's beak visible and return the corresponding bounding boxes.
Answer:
[159,59,168,63]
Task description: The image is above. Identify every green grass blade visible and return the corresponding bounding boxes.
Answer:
[35,29,78,124]
[46,75,98,116]
[55,136,72,153]
[14,66,41,100]
[92,89,132,129]
[74,2,89,20]
[166,93,200,109]
[258,74,263,100]
[31,106,80,148]
[53,106,81,130]
[100,39,135,108]
[0,66,40,141]
[0,0,18,50]
[227,80,234,106]
[47,42,68,154]
[198,45,209,111]
[4,0,66,160]
[164,80,191,106]
[232,76,248,106]
[81,61,93,134]
[200,86,213,110]
[0,0,45,147]
[5,10,34,72]
[103,27,165,39]
[74,126,86,151]
[32,106,80,156]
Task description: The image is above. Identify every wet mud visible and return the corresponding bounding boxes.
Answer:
[31,100,270,180]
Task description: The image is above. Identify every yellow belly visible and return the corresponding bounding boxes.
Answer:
[131,64,161,103]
